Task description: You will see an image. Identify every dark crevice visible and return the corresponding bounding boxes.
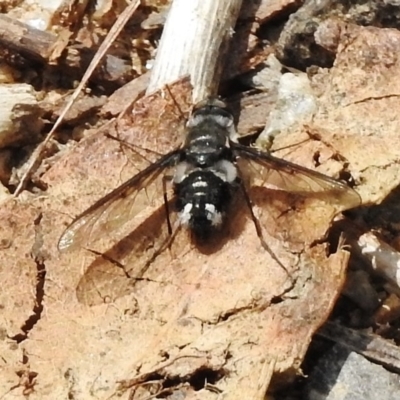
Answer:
[9,349,39,395]
[217,305,255,322]
[313,150,321,167]
[338,168,359,188]
[140,366,226,397]
[15,369,38,396]
[309,234,329,250]
[188,367,225,391]
[270,295,285,304]
[64,368,77,400]
[10,214,46,343]
[10,258,46,343]
[217,291,290,323]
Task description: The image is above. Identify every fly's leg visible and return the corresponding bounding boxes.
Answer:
[238,180,296,291]
[162,175,174,235]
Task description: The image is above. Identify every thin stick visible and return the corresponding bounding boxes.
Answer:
[14,0,141,196]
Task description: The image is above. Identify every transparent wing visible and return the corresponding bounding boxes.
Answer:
[58,149,181,251]
[232,142,361,209]
[75,201,183,305]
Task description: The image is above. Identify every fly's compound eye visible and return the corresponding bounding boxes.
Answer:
[193,98,228,111]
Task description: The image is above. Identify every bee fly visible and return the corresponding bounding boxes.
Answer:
[172,99,240,237]
[59,98,360,261]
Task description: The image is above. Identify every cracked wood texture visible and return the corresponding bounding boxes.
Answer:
[3,22,400,400]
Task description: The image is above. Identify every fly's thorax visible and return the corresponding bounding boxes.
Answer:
[182,99,239,167]
[183,122,228,165]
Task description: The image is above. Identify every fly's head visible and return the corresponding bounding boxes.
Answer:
[186,98,237,139]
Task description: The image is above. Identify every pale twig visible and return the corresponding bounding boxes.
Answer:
[147,0,243,102]
[358,232,400,288]
[14,0,141,196]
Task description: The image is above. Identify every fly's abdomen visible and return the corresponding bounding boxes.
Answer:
[175,170,234,237]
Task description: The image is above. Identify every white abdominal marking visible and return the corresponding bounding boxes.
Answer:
[192,180,208,188]
[179,202,222,227]
[179,203,193,225]
[205,203,223,226]
[212,160,237,183]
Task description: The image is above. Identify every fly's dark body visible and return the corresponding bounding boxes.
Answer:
[172,99,238,237]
